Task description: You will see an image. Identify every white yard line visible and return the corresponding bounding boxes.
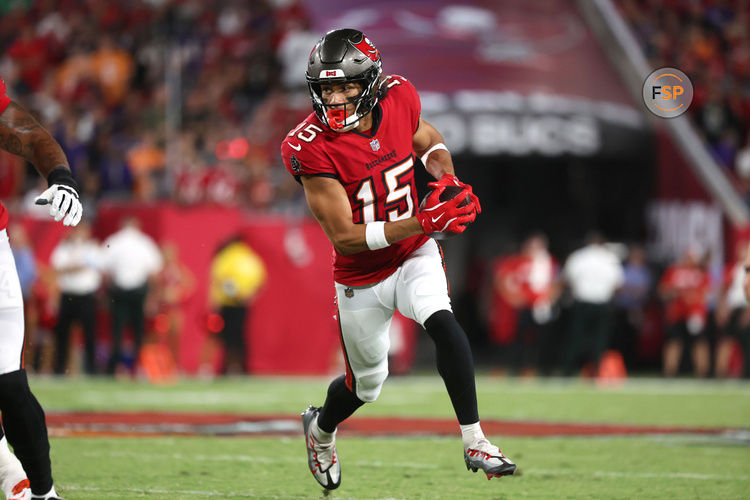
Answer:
[527,468,750,481]
[59,485,407,500]
[79,450,439,469]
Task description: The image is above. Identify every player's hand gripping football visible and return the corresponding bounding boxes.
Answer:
[436,174,481,213]
[416,174,480,235]
[34,166,83,227]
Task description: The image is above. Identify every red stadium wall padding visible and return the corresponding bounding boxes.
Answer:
[16,203,341,375]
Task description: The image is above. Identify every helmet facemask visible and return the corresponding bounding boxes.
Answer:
[309,73,380,132]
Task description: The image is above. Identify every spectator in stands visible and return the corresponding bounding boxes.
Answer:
[736,131,750,201]
[561,232,624,376]
[90,36,134,108]
[6,25,49,93]
[620,0,749,178]
[101,217,163,375]
[50,221,102,375]
[659,246,712,377]
[209,235,266,375]
[695,83,742,152]
[493,233,560,375]
[1,0,293,207]
[716,241,750,378]
[126,132,166,200]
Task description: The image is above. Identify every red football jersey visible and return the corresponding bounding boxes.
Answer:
[497,253,557,307]
[659,264,711,323]
[0,78,11,231]
[281,75,429,286]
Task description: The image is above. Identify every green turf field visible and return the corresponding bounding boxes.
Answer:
[26,376,750,499]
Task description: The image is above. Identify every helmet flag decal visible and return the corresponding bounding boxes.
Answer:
[352,37,380,62]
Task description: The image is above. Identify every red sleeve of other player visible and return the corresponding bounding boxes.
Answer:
[0,78,11,115]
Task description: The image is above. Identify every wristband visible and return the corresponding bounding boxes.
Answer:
[365,221,390,250]
[420,143,449,166]
[46,166,80,192]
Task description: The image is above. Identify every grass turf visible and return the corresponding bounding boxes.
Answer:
[51,435,749,499]
[21,375,750,499]
[30,375,750,427]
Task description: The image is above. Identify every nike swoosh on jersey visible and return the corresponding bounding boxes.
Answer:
[289,143,302,151]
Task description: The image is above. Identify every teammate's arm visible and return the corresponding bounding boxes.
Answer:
[301,175,422,255]
[413,117,453,180]
[0,101,82,226]
[0,102,69,177]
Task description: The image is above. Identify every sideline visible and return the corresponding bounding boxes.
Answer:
[45,412,741,438]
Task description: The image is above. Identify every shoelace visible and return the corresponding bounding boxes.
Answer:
[310,436,337,470]
[467,440,505,460]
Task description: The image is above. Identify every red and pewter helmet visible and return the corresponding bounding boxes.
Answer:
[306,28,383,132]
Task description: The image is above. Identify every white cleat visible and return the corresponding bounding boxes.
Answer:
[0,451,30,500]
[29,486,63,499]
[464,439,517,479]
[301,406,341,490]
[4,479,30,500]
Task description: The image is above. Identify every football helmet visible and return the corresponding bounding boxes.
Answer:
[306,28,383,132]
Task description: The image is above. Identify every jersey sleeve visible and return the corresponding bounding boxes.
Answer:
[0,78,11,115]
[659,267,674,290]
[384,75,421,135]
[280,120,337,182]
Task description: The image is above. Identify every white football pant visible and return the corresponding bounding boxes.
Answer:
[0,229,25,375]
[335,239,451,402]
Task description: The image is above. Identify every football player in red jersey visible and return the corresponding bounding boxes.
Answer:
[0,77,82,500]
[659,247,711,378]
[281,29,516,490]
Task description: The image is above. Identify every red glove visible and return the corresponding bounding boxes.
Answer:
[431,174,482,214]
[416,184,477,235]
[438,174,461,187]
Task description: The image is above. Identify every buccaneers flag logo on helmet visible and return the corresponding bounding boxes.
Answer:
[352,36,380,62]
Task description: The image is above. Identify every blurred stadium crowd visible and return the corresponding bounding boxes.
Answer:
[619,0,750,196]
[0,0,749,378]
[0,0,747,207]
[0,0,312,214]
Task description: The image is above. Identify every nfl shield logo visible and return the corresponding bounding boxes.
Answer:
[345,287,354,298]
[369,139,380,152]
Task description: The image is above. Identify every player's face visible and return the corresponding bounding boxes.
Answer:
[320,82,363,114]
